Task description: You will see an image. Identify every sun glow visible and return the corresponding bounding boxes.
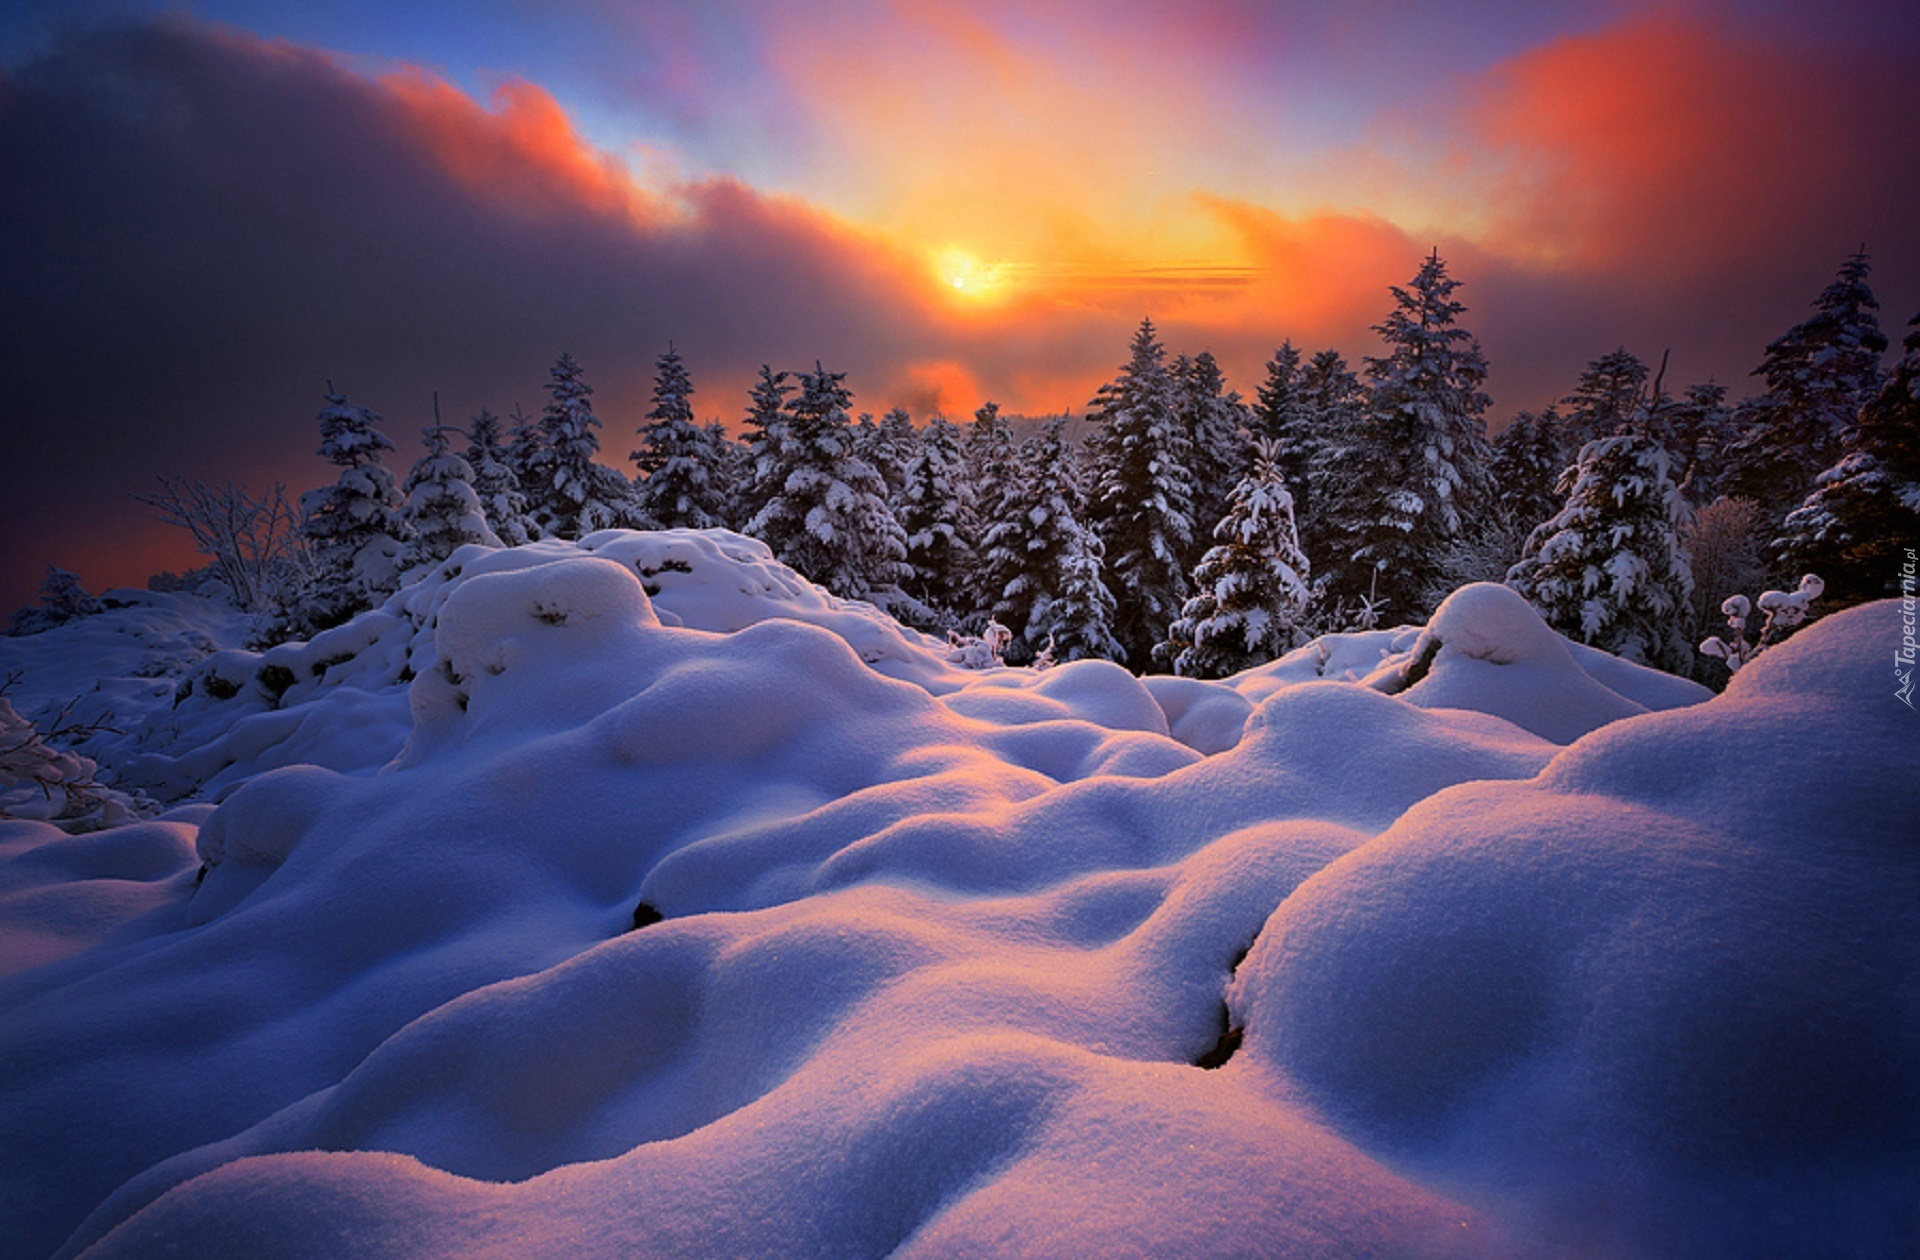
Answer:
[933,246,1006,303]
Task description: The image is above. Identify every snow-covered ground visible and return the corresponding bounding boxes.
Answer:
[1,531,1912,1258]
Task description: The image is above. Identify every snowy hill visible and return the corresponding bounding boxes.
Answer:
[1,531,1912,1259]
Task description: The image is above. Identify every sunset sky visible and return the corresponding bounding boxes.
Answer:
[3,0,1917,611]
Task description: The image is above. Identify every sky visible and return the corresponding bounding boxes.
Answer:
[2,0,1917,613]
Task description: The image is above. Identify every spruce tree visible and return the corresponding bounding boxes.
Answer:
[745,363,909,601]
[296,389,408,630]
[527,353,645,539]
[1296,347,1366,571]
[1043,521,1124,663]
[1490,407,1571,538]
[1562,347,1650,446]
[465,409,531,546]
[504,403,546,534]
[1729,249,1888,519]
[1507,432,1694,672]
[1088,317,1196,667]
[1252,341,1314,518]
[1776,310,1920,608]
[983,418,1088,659]
[400,423,500,571]
[1663,381,1736,505]
[1159,440,1311,678]
[959,400,1021,622]
[1173,349,1250,573]
[737,365,792,534]
[632,345,728,529]
[1325,251,1494,620]
[899,414,971,621]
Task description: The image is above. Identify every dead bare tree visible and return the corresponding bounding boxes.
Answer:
[134,477,306,613]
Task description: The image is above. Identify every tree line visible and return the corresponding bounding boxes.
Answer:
[39,248,1914,682]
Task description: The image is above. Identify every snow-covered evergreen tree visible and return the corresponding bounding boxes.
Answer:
[1173,350,1250,572]
[296,389,408,631]
[1490,407,1571,538]
[1295,347,1366,570]
[703,421,747,531]
[1324,251,1494,620]
[1252,342,1314,515]
[1729,249,1887,517]
[736,365,791,534]
[1663,381,1737,505]
[6,565,102,636]
[503,402,546,534]
[1042,520,1123,663]
[400,423,500,571]
[464,409,531,547]
[1158,440,1311,678]
[959,400,1021,621]
[864,407,918,503]
[899,414,971,621]
[745,363,910,601]
[1088,317,1196,667]
[982,418,1088,660]
[1507,432,1694,672]
[526,353,646,539]
[1775,310,1920,607]
[1561,347,1650,446]
[632,345,728,529]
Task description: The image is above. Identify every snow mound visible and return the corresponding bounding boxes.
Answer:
[6,538,1819,1260]
[1371,582,1694,744]
[1231,599,1920,1257]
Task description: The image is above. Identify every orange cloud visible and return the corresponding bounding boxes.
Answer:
[379,71,667,226]
[1461,16,1919,278]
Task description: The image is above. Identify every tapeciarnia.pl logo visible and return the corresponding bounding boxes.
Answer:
[1899,547,1917,709]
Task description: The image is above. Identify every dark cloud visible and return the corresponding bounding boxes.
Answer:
[0,19,953,611]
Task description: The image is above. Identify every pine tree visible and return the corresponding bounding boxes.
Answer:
[1663,381,1737,505]
[1173,350,1250,573]
[632,345,728,529]
[1729,249,1888,518]
[526,353,645,539]
[736,365,792,533]
[1252,342,1313,512]
[503,402,546,534]
[1775,310,1920,608]
[1490,407,1571,538]
[983,418,1088,659]
[1295,347,1367,571]
[866,407,918,503]
[1562,347,1650,446]
[1043,520,1123,663]
[703,421,747,531]
[6,565,102,635]
[745,363,910,601]
[400,423,501,571]
[1507,432,1694,672]
[1324,251,1494,620]
[1159,440,1311,678]
[1088,317,1196,667]
[959,400,1021,623]
[296,389,408,630]
[899,414,971,621]
[464,409,532,546]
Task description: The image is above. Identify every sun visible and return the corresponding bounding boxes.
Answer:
[933,246,1003,303]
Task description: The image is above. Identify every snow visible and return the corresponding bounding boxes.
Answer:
[0,533,1910,1259]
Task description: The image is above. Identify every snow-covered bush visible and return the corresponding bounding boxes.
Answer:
[0,691,153,831]
[6,565,103,636]
[1699,573,1824,675]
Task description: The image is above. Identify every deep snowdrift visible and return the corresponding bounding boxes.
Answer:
[1,532,1909,1259]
